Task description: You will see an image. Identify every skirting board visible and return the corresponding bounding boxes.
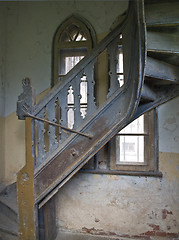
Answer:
[55,231,149,240]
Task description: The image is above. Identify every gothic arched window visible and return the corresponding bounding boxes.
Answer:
[52,15,96,86]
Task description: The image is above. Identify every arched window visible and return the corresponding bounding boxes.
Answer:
[52,15,96,86]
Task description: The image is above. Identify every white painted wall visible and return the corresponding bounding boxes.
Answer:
[158,97,179,154]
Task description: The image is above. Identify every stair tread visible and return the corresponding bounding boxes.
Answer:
[0,212,18,235]
[145,57,179,84]
[141,84,156,101]
[135,85,179,119]
[0,183,18,214]
[0,201,18,224]
[0,231,18,240]
[147,51,179,66]
[147,30,179,53]
[145,2,179,27]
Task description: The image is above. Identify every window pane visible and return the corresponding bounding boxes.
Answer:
[116,41,124,87]
[80,75,87,104]
[67,86,74,104]
[58,48,87,76]
[120,115,144,134]
[65,56,84,74]
[116,135,144,164]
[67,108,74,129]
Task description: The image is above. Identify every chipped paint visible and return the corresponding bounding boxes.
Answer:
[106,175,119,181]
[159,152,179,182]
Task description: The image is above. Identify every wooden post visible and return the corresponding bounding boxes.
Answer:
[38,197,57,240]
[17,117,37,240]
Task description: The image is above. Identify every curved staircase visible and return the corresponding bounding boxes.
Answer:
[1,0,178,239]
[135,0,179,120]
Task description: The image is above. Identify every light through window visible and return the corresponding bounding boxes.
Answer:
[116,115,145,164]
[117,34,124,87]
[65,56,84,74]
[53,17,95,128]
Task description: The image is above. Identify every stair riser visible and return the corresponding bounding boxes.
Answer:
[145,2,179,27]
[0,230,18,240]
[0,202,18,223]
[147,31,179,53]
[145,57,179,83]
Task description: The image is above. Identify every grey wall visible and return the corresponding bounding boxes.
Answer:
[0,3,7,117]
[158,97,179,153]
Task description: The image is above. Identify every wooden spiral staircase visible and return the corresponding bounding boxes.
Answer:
[0,0,178,239]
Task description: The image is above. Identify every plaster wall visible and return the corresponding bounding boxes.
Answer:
[55,97,179,238]
[0,3,7,183]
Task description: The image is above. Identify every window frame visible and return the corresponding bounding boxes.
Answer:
[58,47,88,78]
[109,110,157,172]
[52,15,96,87]
[81,109,162,177]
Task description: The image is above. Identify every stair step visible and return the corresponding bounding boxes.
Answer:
[145,2,179,27]
[0,201,18,223]
[0,184,18,239]
[147,29,179,53]
[147,50,179,66]
[135,85,179,118]
[0,212,18,237]
[0,231,18,240]
[145,57,179,84]
[141,84,156,101]
[0,183,18,214]
[145,0,178,3]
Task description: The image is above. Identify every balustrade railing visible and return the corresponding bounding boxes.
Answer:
[17,1,142,169]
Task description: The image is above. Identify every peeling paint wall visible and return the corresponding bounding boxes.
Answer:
[0,3,7,183]
[55,161,179,239]
[55,98,179,238]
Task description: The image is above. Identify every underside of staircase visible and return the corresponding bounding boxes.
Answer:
[1,0,178,239]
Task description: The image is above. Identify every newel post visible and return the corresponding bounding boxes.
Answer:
[17,78,37,239]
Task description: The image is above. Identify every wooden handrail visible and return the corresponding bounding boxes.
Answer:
[25,112,93,139]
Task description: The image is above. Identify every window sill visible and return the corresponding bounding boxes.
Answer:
[80,169,163,177]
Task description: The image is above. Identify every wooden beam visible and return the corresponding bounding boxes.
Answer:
[145,2,179,27]
[38,198,57,240]
[17,118,37,240]
[141,84,156,101]
[147,30,179,53]
[145,57,179,84]
[133,85,179,119]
